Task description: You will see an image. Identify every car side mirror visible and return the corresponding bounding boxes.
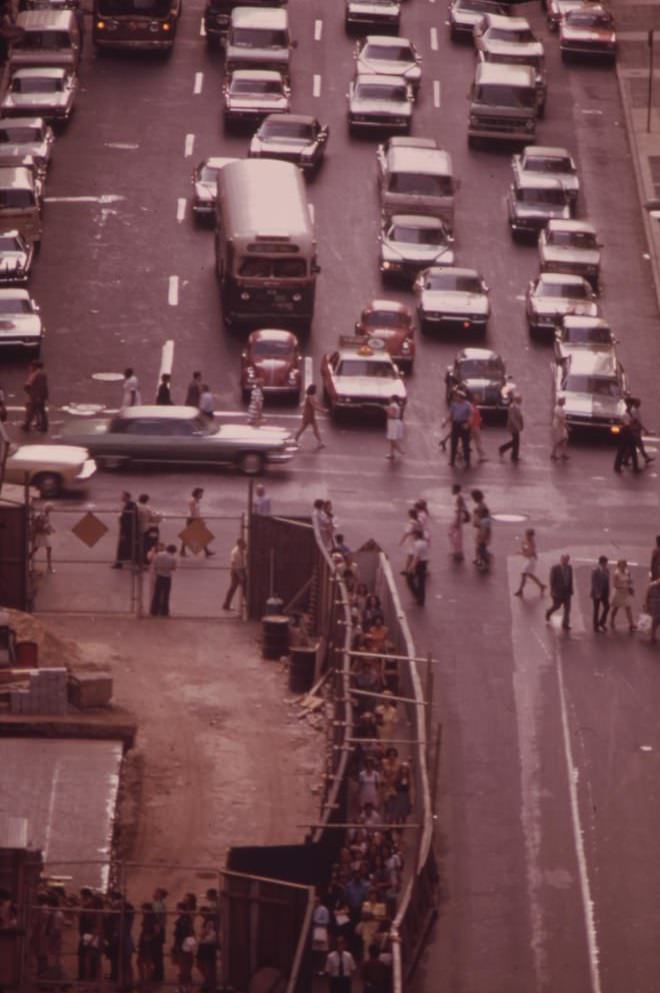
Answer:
[482,283,489,292]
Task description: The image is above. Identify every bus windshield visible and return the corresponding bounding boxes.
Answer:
[96,0,172,16]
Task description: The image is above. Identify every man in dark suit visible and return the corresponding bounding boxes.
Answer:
[590,556,610,632]
[546,553,574,630]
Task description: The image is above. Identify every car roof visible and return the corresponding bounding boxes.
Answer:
[475,62,535,85]
[516,174,564,190]
[16,9,74,27]
[355,72,409,86]
[385,145,453,174]
[562,315,610,330]
[364,299,410,313]
[523,145,573,160]
[364,34,414,46]
[248,328,298,343]
[11,66,68,78]
[389,213,447,227]
[117,406,198,420]
[480,38,543,55]
[385,137,438,150]
[202,156,238,170]
[0,116,46,128]
[231,6,287,26]
[230,68,285,80]
[427,266,480,278]
[547,219,596,234]
[484,13,531,28]
[564,350,618,375]
[0,166,36,187]
[0,287,30,298]
[336,337,396,358]
[262,112,316,125]
[537,272,588,285]
[567,3,610,15]
[458,347,500,361]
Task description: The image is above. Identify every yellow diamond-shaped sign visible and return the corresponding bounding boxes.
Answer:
[72,511,109,548]
[178,519,215,554]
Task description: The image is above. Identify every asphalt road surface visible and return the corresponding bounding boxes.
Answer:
[5,0,660,990]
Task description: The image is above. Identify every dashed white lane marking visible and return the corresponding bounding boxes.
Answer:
[430,26,438,50]
[308,202,315,223]
[555,644,603,993]
[159,340,175,383]
[433,80,441,107]
[176,198,186,223]
[194,72,203,95]
[105,142,139,150]
[44,195,125,204]
[168,276,179,306]
[313,74,322,98]
[314,18,322,41]
[303,356,313,395]
[200,17,206,36]
[184,133,195,158]
[582,109,603,115]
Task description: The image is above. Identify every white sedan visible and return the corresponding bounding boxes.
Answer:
[3,444,96,497]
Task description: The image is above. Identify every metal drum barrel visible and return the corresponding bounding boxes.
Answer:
[262,614,289,660]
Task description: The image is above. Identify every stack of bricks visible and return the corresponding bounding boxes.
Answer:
[10,668,68,716]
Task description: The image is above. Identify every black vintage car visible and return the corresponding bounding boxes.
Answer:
[445,347,515,417]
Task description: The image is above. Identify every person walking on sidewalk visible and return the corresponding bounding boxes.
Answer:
[247,378,265,426]
[112,491,138,568]
[514,528,545,596]
[155,373,173,405]
[609,559,636,632]
[294,384,326,448]
[614,409,639,474]
[448,483,469,562]
[22,360,49,432]
[223,537,247,611]
[406,526,429,605]
[150,544,177,617]
[590,555,610,632]
[399,508,419,574]
[185,371,203,408]
[30,502,55,573]
[180,487,215,558]
[385,396,405,460]
[550,397,569,461]
[628,399,654,466]
[121,368,141,410]
[199,384,214,421]
[444,389,472,468]
[545,554,573,630]
[499,394,523,462]
[471,489,492,571]
[253,483,271,515]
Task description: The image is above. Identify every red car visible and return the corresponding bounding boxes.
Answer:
[241,328,302,401]
[354,299,416,373]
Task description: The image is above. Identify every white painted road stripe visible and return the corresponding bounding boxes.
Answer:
[159,340,175,383]
[303,356,313,396]
[199,17,206,35]
[433,80,441,107]
[194,72,203,95]
[313,74,321,98]
[314,18,322,41]
[176,198,186,222]
[430,26,438,50]
[44,195,125,204]
[184,133,195,158]
[308,202,315,223]
[168,276,179,306]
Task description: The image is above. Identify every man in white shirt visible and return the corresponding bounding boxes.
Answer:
[253,484,271,516]
[150,544,177,617]
[325,937,356,993]
[121,368,141,409]
[223,538,247,611]
[406,527,429,606]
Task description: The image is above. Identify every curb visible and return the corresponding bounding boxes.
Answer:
[615,57,660,316]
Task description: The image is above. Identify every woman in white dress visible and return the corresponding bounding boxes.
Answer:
[385,397,405,460]
[610,559,636,631]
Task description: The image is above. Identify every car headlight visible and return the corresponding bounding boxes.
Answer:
[382,260,401,270]
[240,291,251,301]
[288,370,299,384]
[292,293,302,302]
[401,340,411,352]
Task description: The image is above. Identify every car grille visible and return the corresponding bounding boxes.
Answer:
[567,414,618,428]
[353,114,407,125]
[476,116,527,131]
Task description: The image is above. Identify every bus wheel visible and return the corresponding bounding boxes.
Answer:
[240,452,264,476]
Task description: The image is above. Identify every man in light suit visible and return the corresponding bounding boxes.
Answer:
[546,553,574,630]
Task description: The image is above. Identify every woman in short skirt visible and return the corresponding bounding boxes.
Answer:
[385,397,405,461]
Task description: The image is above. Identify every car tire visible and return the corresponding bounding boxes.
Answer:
[240,452,264,475]
[32,472,62,499]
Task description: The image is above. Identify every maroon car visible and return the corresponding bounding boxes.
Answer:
[354,299,416,372]
[241,328,302,400]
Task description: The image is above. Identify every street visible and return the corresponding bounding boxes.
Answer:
[3,0,660,990]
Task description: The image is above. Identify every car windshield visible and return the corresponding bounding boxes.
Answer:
[537,280,589,299]
[425,272,481,292]
[388,172,452,195]
[525,156,572,173]
[231,78,283,95]
[474,84,536,108]
[337,359,395,377]
[0,235,21,250]
[457,0,507,11]
[362,311,408,328]
[13,77,61,93]
[97,0,172,15]
[0,189,34,208]
[14,30,71,50]
[364,44,414,61]
[549,230,597,249]
[356,81,407,100]
[488,26,534,42]
[518,187,566,205]
[566,11,612,28]
[231,28,288,47]
[238,257,306,277]
[0,296,31,313]
[0,127,41,142]
[252,338,295,357]
[564,326,612,344]
[261,119,314,139]
[564,375,621,397]
[199,164,220,182]
[390,223,447,245]
[458,358,503,378]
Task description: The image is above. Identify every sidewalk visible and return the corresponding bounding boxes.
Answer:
[615,1,660,312]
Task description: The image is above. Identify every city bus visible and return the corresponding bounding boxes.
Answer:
[215,159,320,331]
[92,0,182,52]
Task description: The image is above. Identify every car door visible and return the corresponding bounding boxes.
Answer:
[118,418,185,462]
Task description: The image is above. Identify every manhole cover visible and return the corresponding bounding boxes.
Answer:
[492,512,528,523]
[92,372,124,382]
